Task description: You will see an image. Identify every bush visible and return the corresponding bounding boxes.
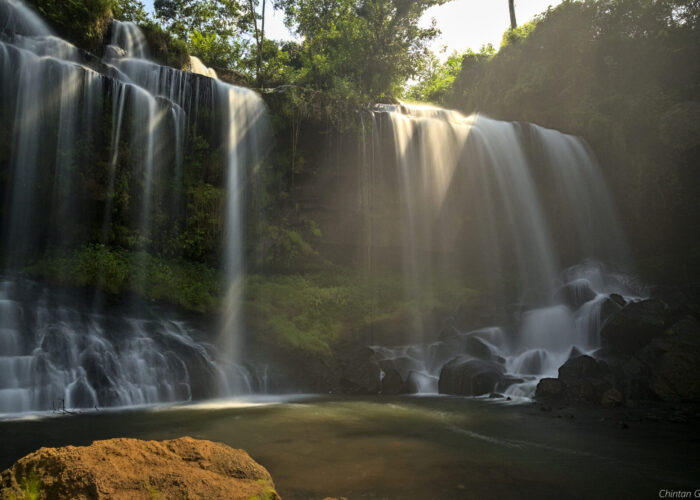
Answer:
[139,20,189,69]
[27,244,221,312]
[245,269,479,357]
[26,0,114,52]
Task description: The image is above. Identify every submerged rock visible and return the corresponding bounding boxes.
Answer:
[0,437,279,500]
[438,356,505,396]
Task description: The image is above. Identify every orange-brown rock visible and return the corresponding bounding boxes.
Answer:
[0,436,280,500]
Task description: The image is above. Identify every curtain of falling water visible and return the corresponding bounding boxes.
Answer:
[0,1,268,413]
[363,103,636,396]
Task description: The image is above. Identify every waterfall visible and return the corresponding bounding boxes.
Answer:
[0,0,267,413]
[0,276,231,413]
[364,103,640,397]
[110,20,148,59]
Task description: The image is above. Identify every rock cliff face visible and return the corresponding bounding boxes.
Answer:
[0,437,280,500]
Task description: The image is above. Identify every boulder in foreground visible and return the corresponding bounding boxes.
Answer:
[0,436,280,500]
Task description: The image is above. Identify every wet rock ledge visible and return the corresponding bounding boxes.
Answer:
[0,437,280,500]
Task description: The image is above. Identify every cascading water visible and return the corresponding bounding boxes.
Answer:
[0,0,267,413]
[0,276,230,413]
[363,103,641,397]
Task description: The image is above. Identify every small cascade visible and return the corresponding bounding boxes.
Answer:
[0,275,244,414]
[0,0,267,413]
[0,0,50,36]
[363,103,641,398]
[110,20,147,59]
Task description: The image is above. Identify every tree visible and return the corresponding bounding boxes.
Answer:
[509,0,517,29]
[246,0,266,83]
[114,0,149,23]
[274,0,453,100]
[406,50,465,103]
[154,0,250,69]
[154,0,245,39]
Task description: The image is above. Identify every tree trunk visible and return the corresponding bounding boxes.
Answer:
[248,0,265,85]
[509,0,517,29]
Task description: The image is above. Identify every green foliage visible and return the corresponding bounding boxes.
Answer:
[274,0,451,100]
[155,0,246,40]
[246,484,279,500]
[407,51,467,104]
[250,39,302,87]
[180,183,224,262]
[26,0,114,52]
[113,0,149,23]
[27,245,221,312]
[249,215,325,271]
[500,20,537,48]
[8,473,42,500]
[139,20,190,68]
[145,483,160,500]
[189,29,245,69]
[245,269,479,357]
[155,0,250,70]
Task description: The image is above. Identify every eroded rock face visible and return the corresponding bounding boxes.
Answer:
[0,437,280,500]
